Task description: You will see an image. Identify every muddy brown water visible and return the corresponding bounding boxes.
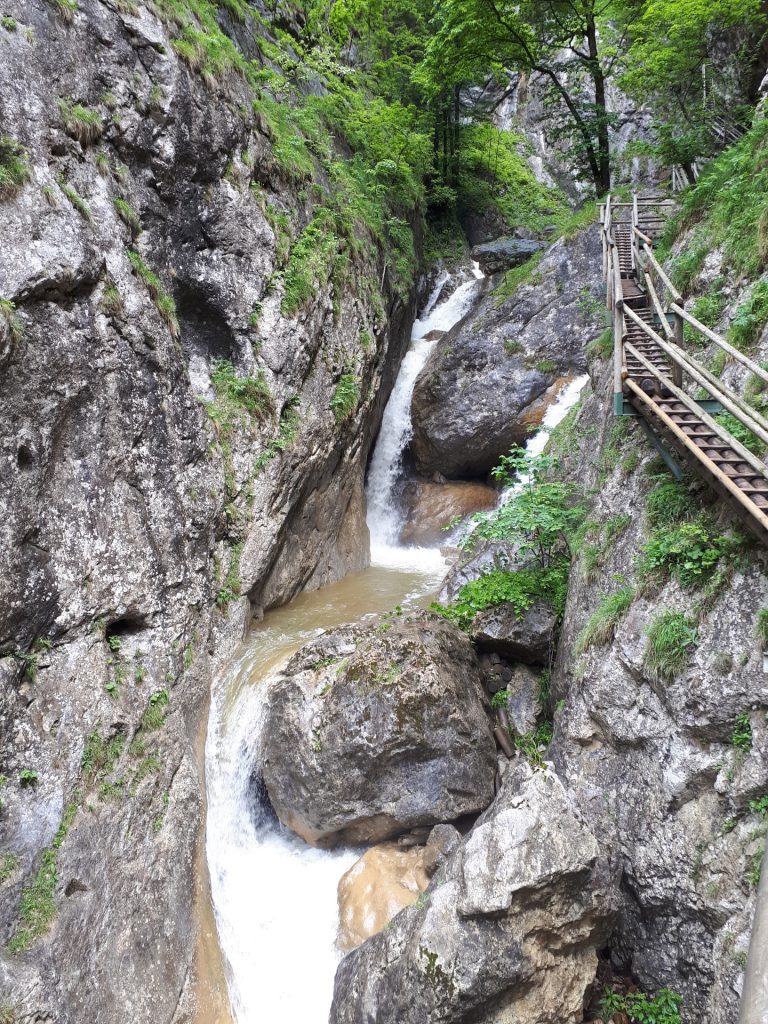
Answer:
[194,560,445,1023]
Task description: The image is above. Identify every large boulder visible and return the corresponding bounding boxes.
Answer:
[471,237,546,275]
[260,612,497,847]
[410,227,603,479]
[472,601,558,665]
[330,764,614,1024]
[400,480,499,545]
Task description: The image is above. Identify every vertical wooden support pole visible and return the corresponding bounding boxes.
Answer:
[672,311,684,388]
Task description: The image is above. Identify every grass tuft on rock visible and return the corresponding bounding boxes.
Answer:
[0,299,23,344]
[57,98,102,145]
[210,360,273,421]
[113,197,141,238]
[642,611,697,683]
[576,587,634,653]
[330,372,359,424]
[0,135,31,200]
[126,250,179,337]
[47,0,78,21]
[6,802,78,954]
[57,176,91,220]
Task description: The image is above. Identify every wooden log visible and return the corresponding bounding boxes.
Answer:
[494,726,515,760]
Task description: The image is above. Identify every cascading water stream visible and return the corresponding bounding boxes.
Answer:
[203,264,587,1024]
[365,263,484,563]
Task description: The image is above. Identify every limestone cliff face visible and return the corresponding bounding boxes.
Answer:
[0,3,414,1019]
[549,352,768,1023]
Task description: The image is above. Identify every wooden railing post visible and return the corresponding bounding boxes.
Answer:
[672,310,684,387]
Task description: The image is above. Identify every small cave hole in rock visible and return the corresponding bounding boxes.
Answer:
[17,444,34,471]
[105,616,148,645]
[175,284,238,393]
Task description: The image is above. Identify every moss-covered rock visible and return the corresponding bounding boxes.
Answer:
[260,612,497,846]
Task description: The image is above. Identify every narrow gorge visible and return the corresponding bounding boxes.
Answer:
[1,3,768,1024]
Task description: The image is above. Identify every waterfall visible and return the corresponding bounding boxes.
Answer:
[205,654,360,1023]
[365,263,484,563]
[204,258,588,1024]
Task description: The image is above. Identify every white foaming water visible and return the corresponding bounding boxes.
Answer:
[366,263,484,565]
[501,373,589,498]
[205,656,360,1023]
[205,564,446,1024]
[205,263,585,1024]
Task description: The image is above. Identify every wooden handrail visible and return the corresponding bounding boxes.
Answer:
[624,337,768,481]
[644,270,673,338]
[642,243,683,303]
[670,303,768,387]
[623,305,768,448]
[633,225,654,247]
[626,378,768,535]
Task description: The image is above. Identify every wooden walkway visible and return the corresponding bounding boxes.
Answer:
[600,194,768,543]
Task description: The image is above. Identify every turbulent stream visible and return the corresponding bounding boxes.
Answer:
[203,266,588,1023]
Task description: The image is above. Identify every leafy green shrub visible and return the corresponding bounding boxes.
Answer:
[465,449,585,565]
[57,98,102,145]
[749,793,768,817]
[0,135,31,200]
[330,372,359,424]
[1,15,17,29]
[576,587,634,653]
[18,769,38,787]
[715,411,766,456]
[599,986,682,1024]
[755,609,768,647]
[433,564,569,631]
[643,612,697,682]
[728,281,768,352]
[638,517,744,590]
[732,712,752,752]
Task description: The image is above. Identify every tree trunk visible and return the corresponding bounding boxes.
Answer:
[586,8,611,195]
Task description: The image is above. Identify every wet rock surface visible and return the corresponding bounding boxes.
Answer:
[337,842,431,952]
[260,612,497,847]
[410,227,604,479]
[471,237,546,275]
[399,479,498,545]
[330,764,613,1024]
[473,601,558,665]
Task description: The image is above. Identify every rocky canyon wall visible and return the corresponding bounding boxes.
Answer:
[0,2,415,1019]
